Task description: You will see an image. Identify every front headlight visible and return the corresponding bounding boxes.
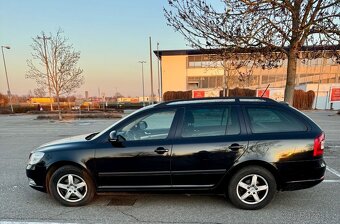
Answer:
[28,152,45,165]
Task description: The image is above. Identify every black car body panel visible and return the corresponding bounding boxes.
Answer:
[95,139,173,189]
[26,134,97,191]
[26,97,326,197]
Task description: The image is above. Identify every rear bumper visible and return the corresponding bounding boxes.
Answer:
[281,177,324,191]
[276,158,326,191]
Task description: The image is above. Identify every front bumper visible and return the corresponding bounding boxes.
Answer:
[26,164,47,192]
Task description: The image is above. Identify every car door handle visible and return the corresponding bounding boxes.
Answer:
[228,144,244,151]
[154,147,169,154]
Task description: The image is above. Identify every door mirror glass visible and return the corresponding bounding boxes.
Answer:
[109,130,117,142]
[109,130,126,143]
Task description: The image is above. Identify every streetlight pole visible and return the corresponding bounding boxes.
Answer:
[37,34,53,111]
[1,45,13,113]
[157,42,161,102]
[149,37,154,104]
[138,61,146,107]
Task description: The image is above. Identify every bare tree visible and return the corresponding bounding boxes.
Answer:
[214,51,269,96]
[164,0,340,104]
[26,29,84,119]
[199,50,258,96]
[33,88,46,97]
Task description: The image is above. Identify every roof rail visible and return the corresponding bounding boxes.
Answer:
[155,97,277,107]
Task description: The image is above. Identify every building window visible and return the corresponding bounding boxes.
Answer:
[188,82,199,90]
[261,74,286,85]
[300,58,325,66]
[326,57,338,65]
[188,55,223,68]
[188,76,223,89]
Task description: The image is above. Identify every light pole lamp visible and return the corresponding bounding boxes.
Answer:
[1,45,14,113]
[138,61,146,107]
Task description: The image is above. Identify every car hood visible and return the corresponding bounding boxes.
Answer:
[36,133,92,151]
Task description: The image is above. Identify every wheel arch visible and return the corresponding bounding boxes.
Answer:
[45,161,96,193]
[220,160,282,191]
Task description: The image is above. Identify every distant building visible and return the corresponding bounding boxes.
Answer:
[30,97,54,104]
[117,97,139,103]
[117,96,160,103]
[154,46,340,109]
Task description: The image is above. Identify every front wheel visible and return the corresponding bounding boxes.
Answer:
[227,166,277,210]
[49,166,95,206]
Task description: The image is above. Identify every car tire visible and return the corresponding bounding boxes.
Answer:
[49,165,95,206]
[227,166,276,210]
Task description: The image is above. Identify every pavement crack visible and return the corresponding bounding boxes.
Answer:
[113,208,224,224]
[116,208,141,222]
[47,206,84,220]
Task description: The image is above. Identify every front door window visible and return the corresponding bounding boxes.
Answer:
[117,110,176,141]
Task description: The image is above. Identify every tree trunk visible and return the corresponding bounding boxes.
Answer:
[56,93,62,120]
[223,59,227,97]
[225,71,229,97]
[284,50,298,105]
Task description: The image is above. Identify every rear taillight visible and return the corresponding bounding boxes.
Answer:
[313,132,325,157]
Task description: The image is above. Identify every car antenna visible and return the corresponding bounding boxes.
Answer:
[261,84,270,97]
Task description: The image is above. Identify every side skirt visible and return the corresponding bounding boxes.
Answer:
[97,184,215,193]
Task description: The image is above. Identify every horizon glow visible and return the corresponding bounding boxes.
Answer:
[0,0,187,98]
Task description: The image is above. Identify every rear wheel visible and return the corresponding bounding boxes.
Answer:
[49,166,95,206]
[227,166,276,210]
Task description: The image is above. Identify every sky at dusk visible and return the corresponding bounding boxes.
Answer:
[0,0,188,97]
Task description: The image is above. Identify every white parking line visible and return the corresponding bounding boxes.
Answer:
[324,156,337,159]
[323,180,340,183]
[0,222,76,224]
[326,166,340,178]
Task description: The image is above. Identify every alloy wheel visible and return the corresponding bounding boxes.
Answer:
[56,174,88,203]
[236,174,269,205]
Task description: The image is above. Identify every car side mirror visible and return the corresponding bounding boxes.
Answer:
[109,130,126,143]
[109,131,118,142]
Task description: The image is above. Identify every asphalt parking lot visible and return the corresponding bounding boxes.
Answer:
[0,110,339,224]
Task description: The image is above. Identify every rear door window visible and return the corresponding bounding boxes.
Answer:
[181,106,240,138]
[246,107,307,134]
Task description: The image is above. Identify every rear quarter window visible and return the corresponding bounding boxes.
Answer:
[246,107,307,134]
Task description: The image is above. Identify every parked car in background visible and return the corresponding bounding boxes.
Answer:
[26,97,326,209]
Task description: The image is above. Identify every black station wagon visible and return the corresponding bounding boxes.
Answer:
[26,97,326,209]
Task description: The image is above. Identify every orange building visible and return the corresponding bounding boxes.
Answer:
[154,47,340,97]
